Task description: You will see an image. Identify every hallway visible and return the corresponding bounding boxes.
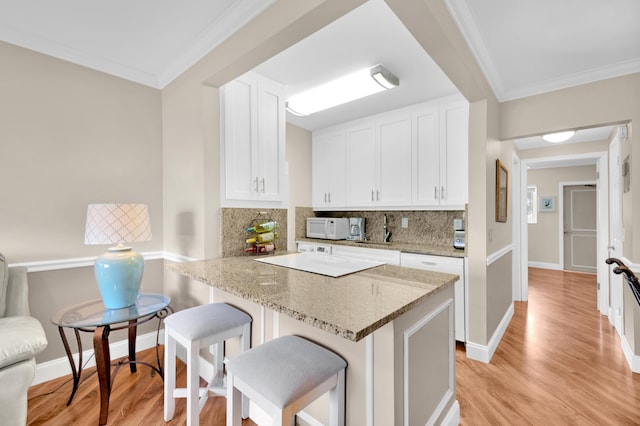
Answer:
[457,267,640,425]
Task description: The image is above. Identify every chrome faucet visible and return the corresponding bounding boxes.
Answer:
[383,214,391,243]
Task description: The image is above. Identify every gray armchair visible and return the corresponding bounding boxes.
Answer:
[0,253,48,426]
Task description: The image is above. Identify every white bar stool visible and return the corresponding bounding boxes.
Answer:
[226,335,347,426]
[164,303,252,426]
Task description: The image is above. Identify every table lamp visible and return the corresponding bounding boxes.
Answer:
[84,204,152,309]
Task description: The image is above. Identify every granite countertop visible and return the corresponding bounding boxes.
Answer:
[296,238,466,258]
[167,254,457,342]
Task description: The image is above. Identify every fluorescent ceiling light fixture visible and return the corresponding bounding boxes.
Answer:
[286,64,399,116]
[542,131,576,143]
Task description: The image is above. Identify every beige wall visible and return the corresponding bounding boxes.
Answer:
[501,74,640,261]
[527,165,597,266]
[1,41,164,262]
[286,123,312,250]
[0,41,164,362]
[487,251,512,338]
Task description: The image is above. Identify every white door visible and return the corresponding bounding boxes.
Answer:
[563,185,597,273]
[609,129,624,335]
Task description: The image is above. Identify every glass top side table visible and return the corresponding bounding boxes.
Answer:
[51,293,172,426]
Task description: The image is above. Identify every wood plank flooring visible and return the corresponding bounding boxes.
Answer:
[27,350,257,425]
[457,267,640,425]
[28,267,640,424]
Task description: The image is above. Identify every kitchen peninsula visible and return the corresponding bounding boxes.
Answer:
[167,254,459,425]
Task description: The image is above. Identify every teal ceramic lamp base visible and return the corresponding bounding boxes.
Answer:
[94,246,144,309]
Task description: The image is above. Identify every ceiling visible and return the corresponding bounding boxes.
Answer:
[1,0,638,134]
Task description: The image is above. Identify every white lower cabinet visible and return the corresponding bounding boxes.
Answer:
[400,252,466,342]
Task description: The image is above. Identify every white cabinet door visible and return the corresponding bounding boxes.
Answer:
[377,111,412,206]
[223,74,258,201]
[413,104,440,205]
[312,130,347,209]
[413,98,468,209]
[221,72,285,204]
[346,121,376,207]
[400,252,465,342]
[439,101,468,208]
[256,77,286,201]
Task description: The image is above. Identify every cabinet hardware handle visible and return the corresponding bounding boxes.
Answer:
[324,192,328,203]
[254,177,259,193]
[261,178,265,193]
[371,190,374,202]
[376,190,379,201]
[441,186,445,199]
[328,193,331,203]
[434,186,438,199]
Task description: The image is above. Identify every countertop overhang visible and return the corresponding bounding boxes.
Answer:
[167,254,457,342]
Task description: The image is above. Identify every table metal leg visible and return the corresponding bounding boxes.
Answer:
[93,325,111,426]
[59,327,83,406]
[128,320,137,373]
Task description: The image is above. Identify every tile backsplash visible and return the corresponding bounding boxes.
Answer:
[221,208,288,257]
[296,207,464,246]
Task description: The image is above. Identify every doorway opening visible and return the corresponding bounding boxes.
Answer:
[518,151,609,314]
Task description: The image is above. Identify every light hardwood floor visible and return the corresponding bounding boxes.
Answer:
[28,267,640,425]
[457,267,640,425]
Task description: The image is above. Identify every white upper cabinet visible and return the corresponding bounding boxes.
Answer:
[221,71,286,205]
[346,121,376,207]
[414,98,468,209]
[376,110,412,206]
[312,129,347,209]
[438,100,469,208]
[312,95,468,211]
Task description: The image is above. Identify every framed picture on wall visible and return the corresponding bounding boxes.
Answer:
[496,159,508,222]
[540,196,556,212]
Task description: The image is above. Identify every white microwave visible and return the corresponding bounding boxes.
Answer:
[306,218,350,240]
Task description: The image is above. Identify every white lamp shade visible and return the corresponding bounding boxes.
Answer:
[85,204,152,246]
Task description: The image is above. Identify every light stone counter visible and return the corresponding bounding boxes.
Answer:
[166,254,457,342]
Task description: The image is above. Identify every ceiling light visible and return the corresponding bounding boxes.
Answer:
[542,131,575,143]
[285,64,399,116]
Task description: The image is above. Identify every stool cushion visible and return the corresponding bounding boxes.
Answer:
[164,303,251,341]
[227,335,346,408]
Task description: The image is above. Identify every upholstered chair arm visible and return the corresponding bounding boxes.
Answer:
[5,267,29,317]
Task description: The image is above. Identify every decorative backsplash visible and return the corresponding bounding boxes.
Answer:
[296,207,464,247]
[221,208,288,257]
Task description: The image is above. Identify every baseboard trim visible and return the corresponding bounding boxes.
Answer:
[621,334,640,373]
[465,302,514,364]
[441,400,460,426]
[33,331,163,386]
[528,261,562,270]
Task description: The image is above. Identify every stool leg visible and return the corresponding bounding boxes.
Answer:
[226,372,242,426]
[328,368,346,426]
[240,322,251,419]
[163,329,176,421]
[187,340,200,426]
[213,342,224,387]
